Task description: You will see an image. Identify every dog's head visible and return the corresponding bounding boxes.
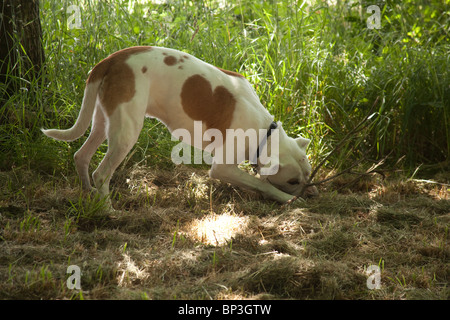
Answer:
[259,125,319,198]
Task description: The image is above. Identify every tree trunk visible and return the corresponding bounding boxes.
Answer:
[0,0,16,86]
[14,0,45,75]
[0,0,45,95]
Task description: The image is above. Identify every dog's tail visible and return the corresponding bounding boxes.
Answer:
[42,81,100,142]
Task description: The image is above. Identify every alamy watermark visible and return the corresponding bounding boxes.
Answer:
[366,265,382,290]
[366,5,381,30]
[66,265,81,290]
[66,3,382,31]
[66,262,382,291]
[170,121,280,175]
[67,5,82,30]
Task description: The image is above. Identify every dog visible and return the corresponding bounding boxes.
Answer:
[42,46,318,206]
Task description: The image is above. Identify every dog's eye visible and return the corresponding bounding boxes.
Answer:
[287,178,300,185]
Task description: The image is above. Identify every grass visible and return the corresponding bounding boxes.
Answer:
[0,165,448,299]
[1,0,449,171]
[0,0,449,299]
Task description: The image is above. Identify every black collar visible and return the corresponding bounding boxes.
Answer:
[254,121,278,162]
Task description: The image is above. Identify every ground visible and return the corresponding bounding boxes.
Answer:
[0,164,448,300]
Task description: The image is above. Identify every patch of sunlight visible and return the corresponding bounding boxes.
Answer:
[187,211,249,246]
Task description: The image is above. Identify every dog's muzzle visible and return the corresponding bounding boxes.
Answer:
[303,185,319,197]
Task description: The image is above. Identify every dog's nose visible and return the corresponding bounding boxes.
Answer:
[305,185,319,197]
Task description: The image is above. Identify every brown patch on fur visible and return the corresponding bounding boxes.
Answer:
[217,67,244,78]
[180,74,236,136]
[164,55,178,66]
[178,66,183,70]
[142,66,147,73]
[87,46,152,116]
[87,46,151,84]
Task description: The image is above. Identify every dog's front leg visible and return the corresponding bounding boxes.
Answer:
[210,163,294,203]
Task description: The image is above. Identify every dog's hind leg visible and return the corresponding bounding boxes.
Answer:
[92,102,145,202]
[74,106,106,191]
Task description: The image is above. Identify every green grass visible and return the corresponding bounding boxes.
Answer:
[1,0,449,173]
[0,0,449,300]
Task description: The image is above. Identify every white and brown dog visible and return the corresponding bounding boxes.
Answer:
[42,46,318,206]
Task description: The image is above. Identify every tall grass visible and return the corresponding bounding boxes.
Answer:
[1,0,448,176]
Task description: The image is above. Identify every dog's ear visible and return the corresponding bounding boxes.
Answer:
[295,137,310,149]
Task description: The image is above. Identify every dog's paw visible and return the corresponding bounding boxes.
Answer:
[286,196,298,205]
[280,196,305,210]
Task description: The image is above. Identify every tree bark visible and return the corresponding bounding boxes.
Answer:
[0,0,45,94]
[14,0,45,75]
[0,0,16,86]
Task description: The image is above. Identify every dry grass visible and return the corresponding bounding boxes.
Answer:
[0,165,448,300]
